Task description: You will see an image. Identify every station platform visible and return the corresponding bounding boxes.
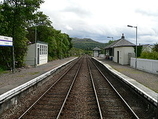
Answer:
[0,57,77,95]
[94,57,158,106]
[0,57,78,116]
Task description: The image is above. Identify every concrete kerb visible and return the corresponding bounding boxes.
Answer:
[92,57,158,106]
[0,57,78,104]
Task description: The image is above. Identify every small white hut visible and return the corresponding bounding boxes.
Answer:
[93,47,101,57]
[105,34,135,65]
[25,41,48,66]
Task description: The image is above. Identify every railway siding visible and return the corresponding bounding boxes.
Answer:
[92,57,157,106]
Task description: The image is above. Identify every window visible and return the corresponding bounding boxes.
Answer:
[38,44,48,55]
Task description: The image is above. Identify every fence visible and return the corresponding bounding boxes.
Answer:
[130,58,158,75]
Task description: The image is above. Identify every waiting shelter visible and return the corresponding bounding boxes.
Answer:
[93,47,101,57]
[25,41,48,66]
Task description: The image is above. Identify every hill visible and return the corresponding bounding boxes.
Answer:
[72,38,107,50]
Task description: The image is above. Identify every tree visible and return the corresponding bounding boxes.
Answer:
[140,44,158,60]
[27,23,72,60]
[0,0,44,68]
[134,45,142,57]
[153,43,158,52]
[0,0,72,69]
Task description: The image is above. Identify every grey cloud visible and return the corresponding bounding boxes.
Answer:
[62,5,92,17]
[42,2,158,44]
[135,9,158,17]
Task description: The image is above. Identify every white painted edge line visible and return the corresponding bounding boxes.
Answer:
[0,57,78,103]
[93,57,158,106]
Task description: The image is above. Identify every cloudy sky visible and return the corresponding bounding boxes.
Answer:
[40,0,158,44]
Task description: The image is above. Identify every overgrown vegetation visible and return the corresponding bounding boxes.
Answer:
[134,45,143,57]
[140,44,158,60]
[153,43,158,52]
[69,47,85,56]
[0,67,4,73]
[0,0,72,70]
[140,51,158,60]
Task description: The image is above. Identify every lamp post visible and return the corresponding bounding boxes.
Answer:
[107,36,114,60]
[127,25,137,69]
[34,25,37,67]
[107,36,113,40]
[34,20,45,67]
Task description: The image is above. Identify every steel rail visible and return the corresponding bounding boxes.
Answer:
[56,57,83,119]
[87,58,103,119]
[18,57,80,119]
[91,59,139,119]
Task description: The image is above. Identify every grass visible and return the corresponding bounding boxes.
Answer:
[0,67,4,73]
[0,68,9,74]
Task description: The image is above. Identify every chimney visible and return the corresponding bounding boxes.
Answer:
[121,33,125,39]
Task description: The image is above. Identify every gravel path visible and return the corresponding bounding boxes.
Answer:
[0,57,76,94]
[97,58,158,93]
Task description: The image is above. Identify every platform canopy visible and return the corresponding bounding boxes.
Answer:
[93,47,101,51]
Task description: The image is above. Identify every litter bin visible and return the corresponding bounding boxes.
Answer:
[110,56,113,61]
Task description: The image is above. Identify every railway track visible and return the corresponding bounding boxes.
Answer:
[92,58,157,118]
[18,56,142,118]
[88,57,138,118]
[18,57,82,119]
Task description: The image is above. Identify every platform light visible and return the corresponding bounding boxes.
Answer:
[107,36,113,40]
[127,25,138,69]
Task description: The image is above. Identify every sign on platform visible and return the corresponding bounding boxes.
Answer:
[0,35,13,46]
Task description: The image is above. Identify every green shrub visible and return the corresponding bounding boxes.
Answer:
[0,67,5,74]
[140,51,158,60]
[0,67,3,72]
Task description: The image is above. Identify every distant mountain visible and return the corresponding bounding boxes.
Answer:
[72,38,108,50]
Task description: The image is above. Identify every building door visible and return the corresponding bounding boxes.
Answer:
[117,51,119,63]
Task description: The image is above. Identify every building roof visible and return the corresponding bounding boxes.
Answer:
[36,41,48,45]
[141,44,154,52]
[105,34,135,49]
[93,47,101,51]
